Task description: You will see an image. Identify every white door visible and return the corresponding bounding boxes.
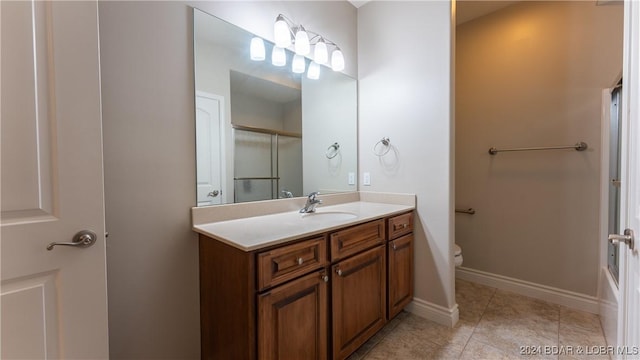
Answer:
[196,91,225,206]
[1,1,109,358]
[615,0,640,356]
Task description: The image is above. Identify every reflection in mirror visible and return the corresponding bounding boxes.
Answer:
[230,71,302,203]
[194,8,357,206]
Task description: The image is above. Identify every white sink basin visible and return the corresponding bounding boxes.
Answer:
[300,211,358,221]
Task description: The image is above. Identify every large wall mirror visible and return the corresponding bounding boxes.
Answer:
[194,9,358,206]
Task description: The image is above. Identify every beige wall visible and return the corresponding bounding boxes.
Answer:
[358,1,456,311]
[99,1,356,358]
[455,1,623,296]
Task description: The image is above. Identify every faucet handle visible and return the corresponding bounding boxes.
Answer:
[308,191,320,200]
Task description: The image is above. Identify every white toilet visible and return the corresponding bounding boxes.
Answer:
[454,243,463,267]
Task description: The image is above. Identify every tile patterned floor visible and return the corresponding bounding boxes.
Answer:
[347,280,609,360]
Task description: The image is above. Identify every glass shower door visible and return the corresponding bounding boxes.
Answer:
[232,128,303,203]
[608,83,622,282]
[233,129,276,203]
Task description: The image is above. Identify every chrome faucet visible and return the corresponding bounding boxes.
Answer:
[281,190,293,198]
[300,192,322,213]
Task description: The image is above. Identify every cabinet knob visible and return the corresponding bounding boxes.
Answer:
[321,274,329,282]
[392,242,397,251]
[297,257,304,265]
[336,269,343,276]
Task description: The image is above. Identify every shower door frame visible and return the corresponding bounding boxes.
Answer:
[601,83,623,283]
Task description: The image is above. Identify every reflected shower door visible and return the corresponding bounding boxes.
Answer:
[278,135,303,198]
[234,129,275,203]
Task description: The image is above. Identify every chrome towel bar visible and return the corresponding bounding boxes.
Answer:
[455,208,475,215]
[488,141,588,155]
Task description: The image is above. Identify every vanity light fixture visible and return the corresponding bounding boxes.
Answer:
[274,15,292,48]
[251,15,344,77]
[294,25,310,55]
[292,54,306,73]
[314,38,328,65]
[271,46,286,66]
[331,47,345,72]
[307,61,320,80]
[250,37,265,61]
[261,14,345,76]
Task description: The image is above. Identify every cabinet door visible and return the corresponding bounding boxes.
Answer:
[332,246,386,360]
[388,234,414,319]
[258,270,328,360]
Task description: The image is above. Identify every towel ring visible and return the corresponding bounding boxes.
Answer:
[373,137,391,156]
[326,142,340,159]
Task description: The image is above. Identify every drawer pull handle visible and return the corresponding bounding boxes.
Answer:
[336,269,343,276]
[394,223,408,231]
[297,257,304,265]
[392,243,397,251]
[322,274,329,282]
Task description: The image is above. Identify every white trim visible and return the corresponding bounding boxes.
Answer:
[456,267,599,314]
[618,0,640,352]
[404,297,459,327]
[599,266,620,350]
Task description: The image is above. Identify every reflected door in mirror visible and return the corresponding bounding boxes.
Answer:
[196,92,225,205]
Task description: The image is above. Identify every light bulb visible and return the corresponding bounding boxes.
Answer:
[274,16,291,48]
[331,48,345,71]
[272,46,286,67]
[292,54,306,74]
[250,37,265,61]
[307,61,320,80]
[294,27,310,55]
[314,39,328,64]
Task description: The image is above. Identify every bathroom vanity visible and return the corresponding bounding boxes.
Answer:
[193,194,415,360]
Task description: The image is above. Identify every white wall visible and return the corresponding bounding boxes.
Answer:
[358,1,456,313]
[99,1,357,358]
[455,1,623,296]
[302,72,358,194]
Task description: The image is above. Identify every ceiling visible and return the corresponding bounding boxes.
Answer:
[456,1,519,25]
[230,71,301,104]
[348,0,519,25]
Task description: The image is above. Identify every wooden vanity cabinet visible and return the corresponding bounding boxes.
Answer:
[386,213,414,320]
[199,235,328,360]
[199,235,257,360]
[331,245,386,360]
[199,211,414,360]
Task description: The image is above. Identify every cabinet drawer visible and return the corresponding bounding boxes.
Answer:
[258,236,327,291]
[330,219,385,261]
[387,212,413,240]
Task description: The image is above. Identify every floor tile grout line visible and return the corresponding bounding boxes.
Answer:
[360,281,608,359]
[456,285,498,359]
[357,312,406,360]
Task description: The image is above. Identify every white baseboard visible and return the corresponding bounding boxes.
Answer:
[456,267,599,314]
[405,297,459,327]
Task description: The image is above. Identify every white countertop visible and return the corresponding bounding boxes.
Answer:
[193,201,414,251]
